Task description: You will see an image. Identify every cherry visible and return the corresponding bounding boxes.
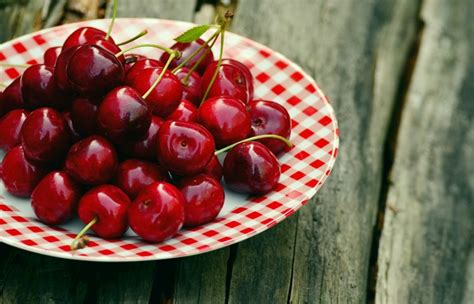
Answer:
[62,27,114,50]
[54,46,81,93]
[0,77,24,116]
[223,141,281,195]
[98,86,151,142]
[43,47,62,67]
[198,96,251,147]
[157,120,215,176]
[21,108,71,163]
[120,116,162,160]
[64,135,118,185]
[201,155,223,181]
[125,58,163,84]
[175,68,202,105]
[88,37,125,64]
[21,64,68,109]
[160,38,214,74]
[128,181,184,243]
[70,97,100,136]
[114,159,168,199]
[62,111,81,142]
[201,59,254,104]
[31,171,81,225]
[166,99,198,122]
[127,67,182,117]
[248,100,291,154]
[178,174,224,227]
[1,146,48,197]
[67,45,124,97]
[77,184,130,239]
[0,109,29,151]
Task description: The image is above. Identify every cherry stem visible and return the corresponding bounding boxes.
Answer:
[142,53,176,99]
[105,0,118,40]
[0,62,29,68]
[201,28,225,104]
[70,217,98,251]
[215,134,293,155]
[115,44,178,57]
[116,29,148,46]
[182,33,219,85]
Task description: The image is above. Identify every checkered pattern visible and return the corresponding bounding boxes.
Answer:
[0,19,339,261]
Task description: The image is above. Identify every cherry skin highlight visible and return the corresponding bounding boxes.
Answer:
[166,99,198,123]
[125,58,164,84]
[0,109,29,152]
[54,46,81,93]
[175,68,202,105]
[43,47,62,67]
[62,111,81,143]
[120,116,162,160]
[160,38,214,74]
[62,27,114,50]
[200,155,223,181]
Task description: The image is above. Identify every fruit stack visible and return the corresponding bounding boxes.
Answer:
[0,10,292,249]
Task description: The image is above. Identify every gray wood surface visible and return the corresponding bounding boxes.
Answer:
[0,0,45,42]
[376,0,474,303]
[106,0,197,21]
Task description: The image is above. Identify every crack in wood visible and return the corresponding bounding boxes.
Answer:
[224,245,238,304]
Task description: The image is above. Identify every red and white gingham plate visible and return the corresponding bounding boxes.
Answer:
[0,19,339,262]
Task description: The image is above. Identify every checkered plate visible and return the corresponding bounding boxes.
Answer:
[0,19,339,262]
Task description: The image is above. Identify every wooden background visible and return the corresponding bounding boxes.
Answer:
[0,0,473,303]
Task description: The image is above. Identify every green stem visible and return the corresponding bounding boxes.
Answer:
[115,44,177,57]
[201,28,225,104]
[105,0,118,40]
[142,53,176,100]
[215,134,293,155]
[0,63,29,68]
[182,33,219,85]
[116,29,148,46]
[70,217,98,251]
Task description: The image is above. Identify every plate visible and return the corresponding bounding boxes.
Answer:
[0,18,339,262]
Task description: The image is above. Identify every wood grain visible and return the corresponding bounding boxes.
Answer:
[106,0,197,21]
[376,0,474,303]
[0,0,45,43]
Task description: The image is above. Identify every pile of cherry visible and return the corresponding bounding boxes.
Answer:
[0,22,291,249]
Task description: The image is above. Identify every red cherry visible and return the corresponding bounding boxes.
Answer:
[97,86,151,142]
[175,68,202,105]
[198,96,251,147]
[201,155,223,181]
[0,77,24,116]
[77,185,130,238]
[67,45,124,97]
[160,38,214,74]
[62,27,114,50]
[223,141,281,194]
[54,46,81,93]
[21,108,71,163]
[178,174,224,227]
[201,59,254,104]
[62,111,81,142]
[43,47,62,67]
[123,54,149,73]
[31,171,81,225]
[1,146,48,197]
[120,116,162,160]
[21,64,68,109]
[157,120,215,176]
[125,58,163,84]
[128,181,184,243]
[70,97,99,136]
[88,37,124,63]
[114,159,168,199]
[248,100,291,154]
[128,67,182,117]
[166,99,198,122]
[64,135,118,185]
[0,109,29,151]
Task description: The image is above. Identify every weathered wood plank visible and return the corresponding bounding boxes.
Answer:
[0,0,45,42]
[376,0,474,303]
[106,0,197,21]
[225,0,421,302]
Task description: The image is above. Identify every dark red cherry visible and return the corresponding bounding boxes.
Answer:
[54,46,81,93]
[201,59,254,104]
[0,77,24,116]
[70,97,99,136]
[64,135,118,185]
[88,37,124,63]
[178,174,224,227]
[175,68,202,105]
[157,120,215,176]
[21,108,71,163]
[223,141,281,195]
[128,181,184,243]
[201,155,223,181]
[125,58,163,84]
[77,185,130,239]
[21,64,68,109]
[62,27,114,50]
[123,54,148,73]
[67,45,124,97]
[43,47,62,67]
[128,67,182,117]
[198,96,251,147]
[31,171,81,225]
[166,99,198,122]
[114,159,168,199]
[1,146,48,197]
[0,109,29,151]
[62,111,81,142]
[160,38,214,75]
[221,58,253,90]
[120,116,162,160]
[248,100,291,154]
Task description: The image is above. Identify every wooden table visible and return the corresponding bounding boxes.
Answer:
[0,0,472,303]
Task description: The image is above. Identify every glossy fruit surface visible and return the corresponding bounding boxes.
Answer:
[31,171,81,225]
[128,182,184,243]
[179,174,224,227]
[54,46,80,92]
[62,27,113,50]
[0,109,29,151]
[78,184,131,238]
[62,111,81,142]
[120,116,162,160]
[43,47,62,67]
[70,97,99,136]
[200,155,223,181]
[160,38,214,74]
[223,141,281,194]
[0,77,24,116]
[175,68,202,105]
[166,99,198,122]
[125,58,163,84]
